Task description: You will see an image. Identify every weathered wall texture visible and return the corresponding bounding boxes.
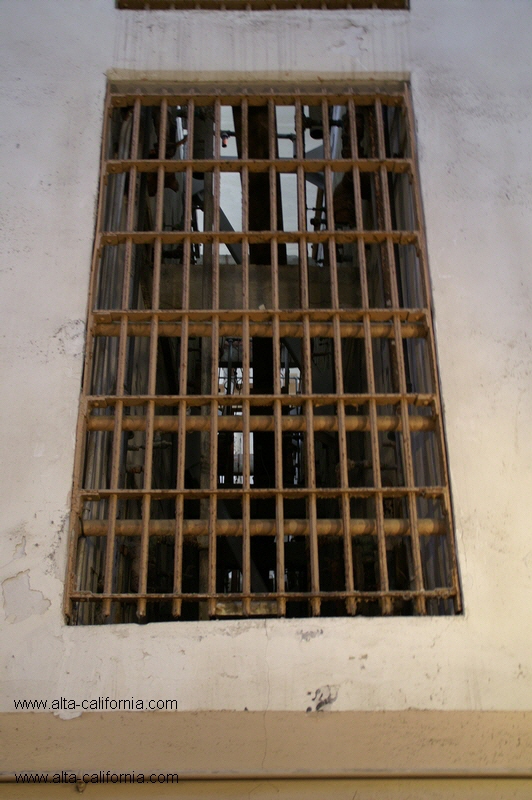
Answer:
[1,0,531,739]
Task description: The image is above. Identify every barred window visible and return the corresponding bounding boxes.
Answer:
[66,82,460,624]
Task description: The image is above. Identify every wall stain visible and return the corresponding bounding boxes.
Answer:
[306,684,339,712]
[298,628,323,642]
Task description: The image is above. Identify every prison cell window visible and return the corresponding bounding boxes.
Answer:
[66,82,459,624]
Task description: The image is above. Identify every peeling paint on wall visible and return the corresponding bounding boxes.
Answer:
[2,571,51,623]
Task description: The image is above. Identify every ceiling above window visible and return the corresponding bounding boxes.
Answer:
[116,1,409,9]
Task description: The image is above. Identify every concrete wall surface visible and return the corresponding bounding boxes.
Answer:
[1,0,531,752]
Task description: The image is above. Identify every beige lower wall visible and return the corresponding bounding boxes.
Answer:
[1,710,530,782]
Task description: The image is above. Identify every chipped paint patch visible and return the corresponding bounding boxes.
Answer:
[2,571,51,623]
[54,707,83,721]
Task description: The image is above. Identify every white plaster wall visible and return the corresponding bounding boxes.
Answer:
[1,0,531,715]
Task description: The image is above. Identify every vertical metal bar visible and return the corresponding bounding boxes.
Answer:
[303,316,320,616]
[122,99,141,310]
[295,96,319,613]
[137,315,158,619]
[153,98,167,308]
[65,87,113,619]
[269,98,285,615]
[324,98,355,613]
[208,316,219,618]
[364,345,391,611]
[208,101,221,617]
[240,97,251,615]
[173,316,188,618]
[268,99,279,310]
[102,339,126,620]
[242,316,251,615]
[198,103,215,618]
[173,102,195,615]
[377,97,425,614]
[173,99,196,617]
[272,314,285,615]
[242,97,250,304]
[347,98,362,232]
[213,96,221,298]
[136,101,167,619]
[334,336,356,614]
[102,99,141,619]
[184,98,195,242]
[322,97,337,310]
[295,98,307,234]
[88,97,114,317]
[295,98,309,309]
[404,85,460,610]
[354,102,391,614]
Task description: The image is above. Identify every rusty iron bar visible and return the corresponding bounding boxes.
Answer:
[81,486,447,500]
[239,97,252,616]
[81,517,447,538]
[106,157,413,176]
[89,391,434,408]
[93,308,426,321]
[100,229,418,246]
[87,413,436,433]
[72,588,455,603]
[109,89,406,109]
[93,320,428,339]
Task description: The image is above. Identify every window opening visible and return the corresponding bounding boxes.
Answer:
[67,83,460,623]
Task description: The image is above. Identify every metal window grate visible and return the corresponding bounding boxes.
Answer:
[116,1,409,9]
[66,83,460,623]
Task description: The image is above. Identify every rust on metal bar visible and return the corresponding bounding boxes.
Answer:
[87,413,436,433]
[88,391,435,408]
[81,485,447,500]
[109,90,406,109]
[93,320,428,339]
[73,589,456,605]
[106,157,413,176]
[81,518,446,538]
[100,229,419,246]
